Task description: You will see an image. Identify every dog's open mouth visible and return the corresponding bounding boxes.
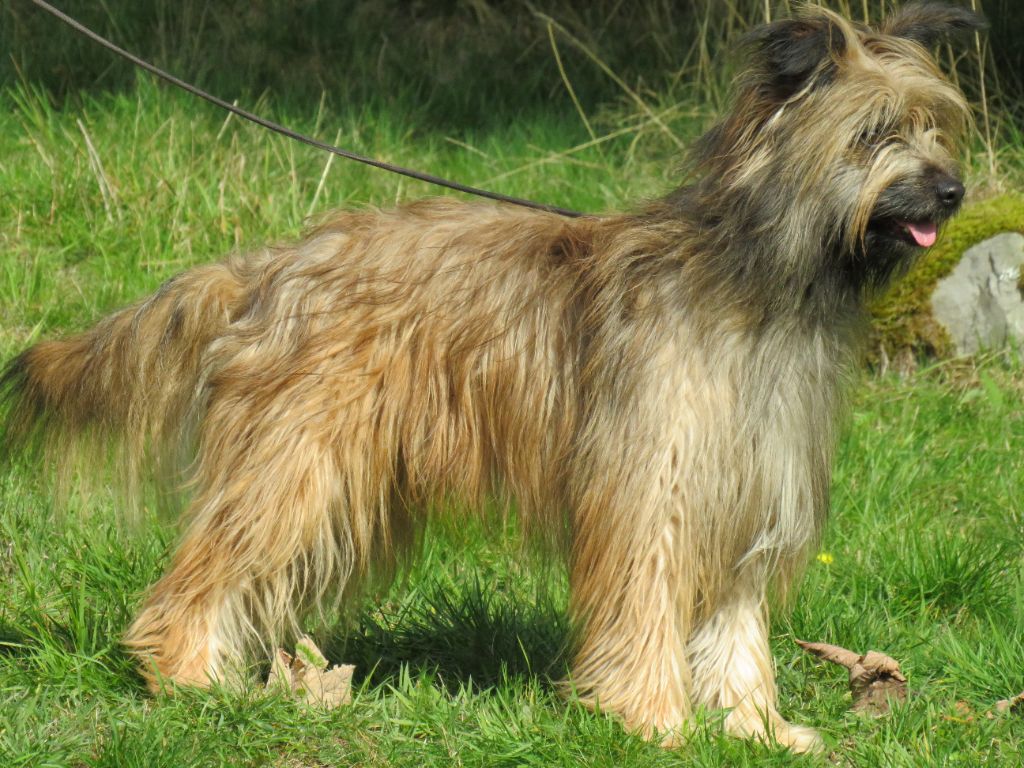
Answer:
[871,218,939,248]
[896,220,938,247]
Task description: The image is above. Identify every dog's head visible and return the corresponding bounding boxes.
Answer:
[691,2,985,291]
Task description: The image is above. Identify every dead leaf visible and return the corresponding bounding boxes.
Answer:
[265,635,354,709]
[943,699,975,723]
[992,690,1024,715]
[796,639,907,715]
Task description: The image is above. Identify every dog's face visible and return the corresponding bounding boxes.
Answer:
[692,2,984,291]
[841,4,981,285]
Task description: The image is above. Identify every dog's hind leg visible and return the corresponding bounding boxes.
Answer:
[687,570,823,753]
[124,383,359,691]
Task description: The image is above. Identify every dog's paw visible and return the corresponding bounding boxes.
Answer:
[770,722,824,754]
[725,708,824,754]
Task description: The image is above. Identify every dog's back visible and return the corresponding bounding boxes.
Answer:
[1,200,590,508]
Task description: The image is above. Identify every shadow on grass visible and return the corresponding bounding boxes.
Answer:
[0,622,30,657]
[0,616,147,695]
[323,576,572,693]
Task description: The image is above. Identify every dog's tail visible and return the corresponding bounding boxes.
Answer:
[1,258,253,504]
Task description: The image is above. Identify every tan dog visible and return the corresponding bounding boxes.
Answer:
[1,3,982,752]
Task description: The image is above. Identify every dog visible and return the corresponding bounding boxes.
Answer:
[1,2,983,753]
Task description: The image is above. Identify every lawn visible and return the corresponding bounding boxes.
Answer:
[1,75,1023,767]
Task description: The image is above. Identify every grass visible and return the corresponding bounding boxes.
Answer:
[1,68,1024,766]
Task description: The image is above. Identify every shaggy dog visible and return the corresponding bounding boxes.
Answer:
[1,2,982,752]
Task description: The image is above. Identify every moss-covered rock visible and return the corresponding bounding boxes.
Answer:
[869,193,1024,362]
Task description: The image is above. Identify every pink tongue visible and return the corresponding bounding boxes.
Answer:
[905,221,937,247]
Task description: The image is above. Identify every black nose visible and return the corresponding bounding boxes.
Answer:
[936,177,965,208]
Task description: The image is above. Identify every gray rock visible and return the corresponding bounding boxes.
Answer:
[930,232,1024,355]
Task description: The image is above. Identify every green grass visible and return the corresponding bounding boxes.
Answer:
[2,79,1024,766]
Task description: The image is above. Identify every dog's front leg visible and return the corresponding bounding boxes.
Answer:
[566,486,696,745]
[687,569,823,753]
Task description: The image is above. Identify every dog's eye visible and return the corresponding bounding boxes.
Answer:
[858,126,896,149]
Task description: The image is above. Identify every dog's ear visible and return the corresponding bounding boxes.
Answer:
[744,15,847,101]
[881,2,987,47]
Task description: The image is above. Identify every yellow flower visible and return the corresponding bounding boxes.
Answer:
[816,552,834,565]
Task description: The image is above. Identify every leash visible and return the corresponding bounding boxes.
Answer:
[28,0,586,219]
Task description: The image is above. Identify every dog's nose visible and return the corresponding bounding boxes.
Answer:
[936,177,965,208]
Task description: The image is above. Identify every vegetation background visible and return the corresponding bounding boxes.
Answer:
[1,1,1022,126]
[1,1,1022,766]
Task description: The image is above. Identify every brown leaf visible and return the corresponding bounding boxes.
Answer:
[993,691,1024,715]
[796,639,907,716]
[942,699,975,724]
[265,635,354,709]
[795,639,862,669]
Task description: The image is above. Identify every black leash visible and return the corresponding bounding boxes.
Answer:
[29,0,586,219]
